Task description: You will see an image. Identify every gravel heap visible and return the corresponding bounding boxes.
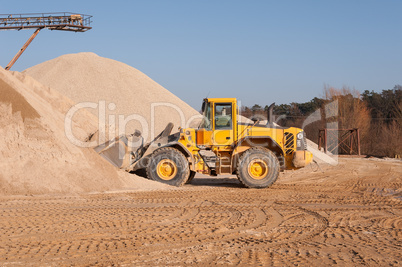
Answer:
[0,63,170,195]
[24,52,201,142]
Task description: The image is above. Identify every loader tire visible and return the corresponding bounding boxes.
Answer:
[236,147,279,188]
[186,171,196,184]
[146,147,189,187]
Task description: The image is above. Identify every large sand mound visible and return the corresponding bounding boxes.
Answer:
[0,66,169,195]
[24,52,202,142]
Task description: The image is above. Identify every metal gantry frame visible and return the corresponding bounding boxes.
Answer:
[318,128,361,155]
[0,12,92,70]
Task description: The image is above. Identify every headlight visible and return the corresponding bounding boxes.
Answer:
[297,132,304,139]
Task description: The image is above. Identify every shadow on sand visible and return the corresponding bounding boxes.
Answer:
[132,169,244,188]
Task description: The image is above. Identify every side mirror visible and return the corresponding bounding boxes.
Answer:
[201,99,207,113]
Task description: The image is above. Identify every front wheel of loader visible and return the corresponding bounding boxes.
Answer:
[236,147,280,188]
[146,147,189,187]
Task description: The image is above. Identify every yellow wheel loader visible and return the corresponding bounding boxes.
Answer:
[95,98,313,188]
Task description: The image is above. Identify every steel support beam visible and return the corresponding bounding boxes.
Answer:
[5,28,42,70]
[318,128,361,156]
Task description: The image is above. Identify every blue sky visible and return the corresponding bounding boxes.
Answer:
[1,0,401,109]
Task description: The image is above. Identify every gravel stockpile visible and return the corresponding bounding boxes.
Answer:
[0,66,169,195]
[24,52,202,142]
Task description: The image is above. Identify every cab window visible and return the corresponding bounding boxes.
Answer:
[215,103,232,129]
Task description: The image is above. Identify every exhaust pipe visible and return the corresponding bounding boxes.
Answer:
[266,103,275,126]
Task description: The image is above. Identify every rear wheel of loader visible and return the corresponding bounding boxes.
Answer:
[146,147,189,186]
[236,147,279,188]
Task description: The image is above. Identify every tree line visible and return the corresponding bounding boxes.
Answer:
[240,85,402,157]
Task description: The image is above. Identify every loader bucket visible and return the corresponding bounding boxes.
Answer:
[94,123,175,172]
[94,132,143,170]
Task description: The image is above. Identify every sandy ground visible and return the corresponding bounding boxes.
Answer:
[0,157,400,266]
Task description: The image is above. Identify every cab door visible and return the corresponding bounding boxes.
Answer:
[196,101,213,147]
[212,103,234,146]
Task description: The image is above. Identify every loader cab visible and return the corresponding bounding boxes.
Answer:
[197,98,237,148]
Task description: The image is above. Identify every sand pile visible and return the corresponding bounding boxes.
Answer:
[24,52,202,142]
[306,139,337,165]
[0,66,169,195]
